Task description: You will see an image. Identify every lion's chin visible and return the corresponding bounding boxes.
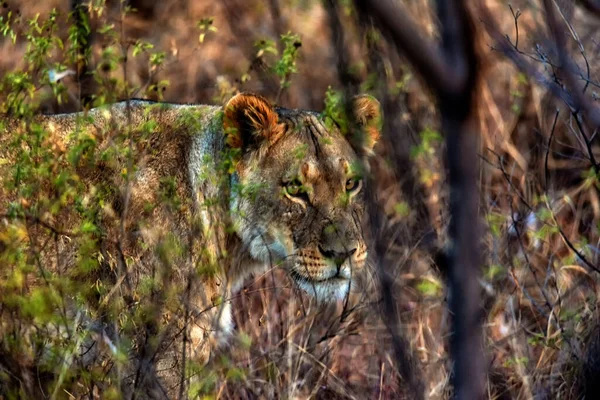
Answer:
[293,277,352,302]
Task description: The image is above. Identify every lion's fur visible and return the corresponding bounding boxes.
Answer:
[0,93,380,397]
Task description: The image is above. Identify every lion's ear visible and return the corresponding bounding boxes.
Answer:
[223,92,284,151]
[352,94,381,154]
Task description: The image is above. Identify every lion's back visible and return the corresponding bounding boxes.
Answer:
[0,101,229,398]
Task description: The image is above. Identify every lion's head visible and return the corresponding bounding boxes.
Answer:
[224,93,380,301]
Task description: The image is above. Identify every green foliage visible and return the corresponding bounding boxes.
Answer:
[274,32,302,89]
[254,38,278,58]
[67,5,90,66]
[197,17,218,43]
[582,167,600,190]
[410,127,442,188]
[0,5,189,396]
[416,277,442,298]
[391,72,412,96]
[0,4,393,397]
[410,127,442,160]
[486,212,505,238]
[292,143,309,160]
[0,1,596,398]
[322,86,348,133]
[0,8,17,43]
[485,264,505,281]
[503,356,529,368]
[253,32,302,99]
[132,39,154,57]
[393,201,411,219]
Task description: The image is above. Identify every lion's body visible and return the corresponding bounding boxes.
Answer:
[0,93,380,397]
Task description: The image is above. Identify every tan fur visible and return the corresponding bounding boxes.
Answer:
[0,93,380,397]
[223,92,285,150]
[353,94,382,151]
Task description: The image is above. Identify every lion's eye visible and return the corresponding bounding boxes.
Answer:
[345,177,361,192]
[285,179,304,197]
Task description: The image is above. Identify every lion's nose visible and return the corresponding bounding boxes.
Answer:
[318,246,357,269]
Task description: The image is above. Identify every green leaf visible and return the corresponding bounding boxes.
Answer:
[416,278,442,297]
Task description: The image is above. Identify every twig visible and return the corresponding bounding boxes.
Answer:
[485,150,600,275]
[544,110,560,191]
[572,111,600,174]
[478,4,579,111]
[509,5,522,50]
[543,0,600,128]
[0,213,80,237]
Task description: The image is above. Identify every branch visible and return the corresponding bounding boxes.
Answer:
[0,213,80,237]
[356,0,485,398]
[326,1,425,396]
[478,4,578,111]
[70,0,94,107]
[544,0,600,129]
[354,0,467,98]
[479,1,600,129]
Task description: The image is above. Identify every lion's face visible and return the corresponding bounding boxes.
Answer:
[225,93,380,301]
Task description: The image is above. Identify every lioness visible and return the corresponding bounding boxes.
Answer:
[0,93,380,397]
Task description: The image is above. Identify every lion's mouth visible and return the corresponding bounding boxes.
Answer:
[289,268,349,283]
[288,269,353,301]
